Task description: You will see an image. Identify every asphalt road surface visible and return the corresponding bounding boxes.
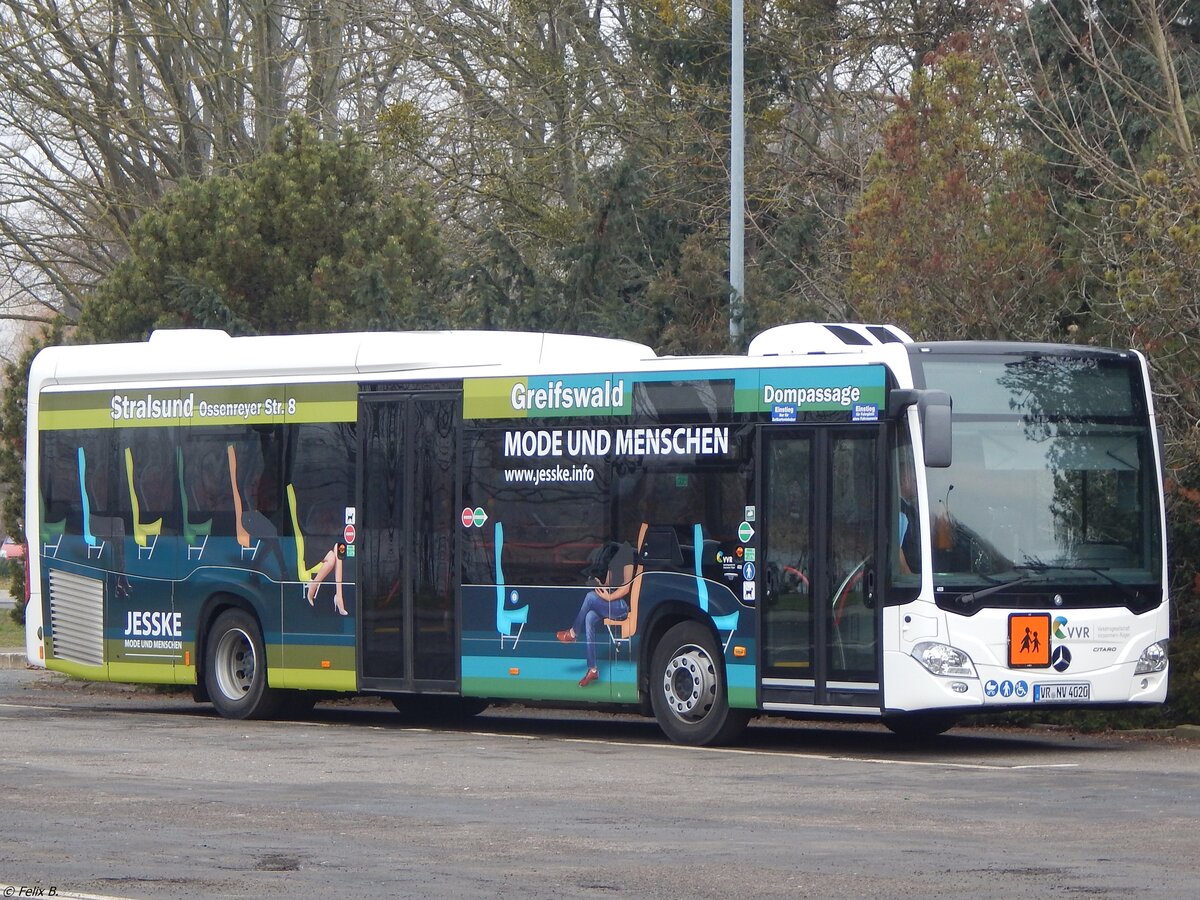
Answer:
[1,667,1198,899]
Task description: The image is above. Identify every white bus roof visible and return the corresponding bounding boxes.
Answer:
[29,322,921,393]
[29,329,660,390]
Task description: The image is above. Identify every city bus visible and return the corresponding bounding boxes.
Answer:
[23,322,1169,744]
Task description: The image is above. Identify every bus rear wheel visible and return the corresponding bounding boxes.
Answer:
[205,608,282,720]
[650,621,749,746]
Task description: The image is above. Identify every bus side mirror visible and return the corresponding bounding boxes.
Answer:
[889,389,953,468]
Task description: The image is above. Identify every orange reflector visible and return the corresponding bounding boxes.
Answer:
[509,667,520,676]
[184,650,190,667]
[320,660,331,669]
[733,645,747,658]
[39,646,44,660]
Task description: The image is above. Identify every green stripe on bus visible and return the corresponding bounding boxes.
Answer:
[273,668,357,692]
[461,655,638,702]
[108,661,187,684]
[40,390,117,430]
[39,383,357,430]
[45,657,108,680]
[462,376,529,420]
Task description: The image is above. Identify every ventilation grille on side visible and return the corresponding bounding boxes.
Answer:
[48,569,105,666]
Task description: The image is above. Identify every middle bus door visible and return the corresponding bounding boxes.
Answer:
[358,391,459,694]
[760,426,882,711]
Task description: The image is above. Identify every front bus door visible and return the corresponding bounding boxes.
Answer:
[760,427,882,712]
[358,391,458,693]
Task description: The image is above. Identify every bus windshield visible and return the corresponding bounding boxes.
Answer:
[916,350,1162,608]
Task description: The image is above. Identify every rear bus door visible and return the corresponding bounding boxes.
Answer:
[358,390,459,693]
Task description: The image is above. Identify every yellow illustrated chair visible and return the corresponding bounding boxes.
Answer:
[286,483,325,586]
[124,448,163,559]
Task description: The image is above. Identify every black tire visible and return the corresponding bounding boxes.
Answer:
[204,608,283,720]
[650,621,749,746]
[883,712,959,740]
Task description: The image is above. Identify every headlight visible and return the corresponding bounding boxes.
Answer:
[1134,640,1168,674]
[912,641,978,678]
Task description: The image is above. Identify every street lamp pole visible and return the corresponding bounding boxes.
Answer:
[729,0,745,347]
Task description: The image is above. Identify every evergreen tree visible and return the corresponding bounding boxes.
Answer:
[81,119,447,341]
[3,123,447,623]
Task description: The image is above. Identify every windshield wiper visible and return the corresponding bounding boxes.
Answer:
[1018,562,1149,606]
[1059,566,1146,605]
[954,576,1040,606]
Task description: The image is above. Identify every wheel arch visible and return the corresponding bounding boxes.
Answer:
[193,591,264,701]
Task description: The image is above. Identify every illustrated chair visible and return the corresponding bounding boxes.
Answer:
[175,448,212,560]
[226,445,261,560]
[605,522,649,652]
[494,522,529,649]
[694,522,739,652]
[286,483,325,585]
[124,447,163,559]
[40,494,65,558]
[76,447,105,559]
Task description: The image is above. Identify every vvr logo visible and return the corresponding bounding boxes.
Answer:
[1053,616,1090,640]
[1051,646,1072,672]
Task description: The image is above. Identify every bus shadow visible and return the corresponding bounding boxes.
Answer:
[739,718,1112,759]
[87,685,1135,761]
[293,699,1125,760]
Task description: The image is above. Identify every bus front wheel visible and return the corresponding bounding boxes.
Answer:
[204,608,282,720]
[650,621,749,746]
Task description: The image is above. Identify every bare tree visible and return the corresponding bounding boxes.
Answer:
[0,0,413,335]
[1006,0,1200,451]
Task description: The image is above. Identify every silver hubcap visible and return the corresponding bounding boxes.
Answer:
[662,643,716,722]
[214,627,256,701]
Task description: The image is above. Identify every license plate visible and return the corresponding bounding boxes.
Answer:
[1033,682,1090,703]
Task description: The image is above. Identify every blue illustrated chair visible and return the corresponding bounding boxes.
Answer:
[494,522,528,649]
[694,523,738,652]
[77,447,105,559]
